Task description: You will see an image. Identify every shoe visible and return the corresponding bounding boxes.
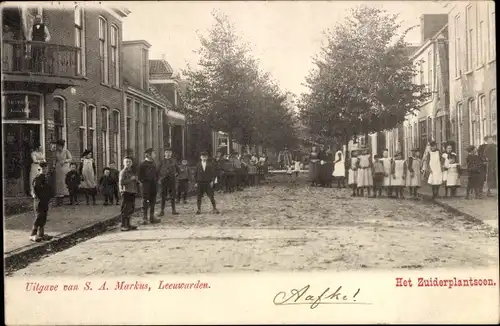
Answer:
[212,209,220,214]
[149,217,161,224]
[129,224,138,230]
[183,200,188,204]
[172,211,180,215]
[30,235,41,242]
[196,210,201,215]
[141,219,149,225]
[40,235,53,241]
[157,211,165,217]
[120,226,130,231]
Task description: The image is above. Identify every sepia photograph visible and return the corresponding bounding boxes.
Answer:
[2,0,498,324]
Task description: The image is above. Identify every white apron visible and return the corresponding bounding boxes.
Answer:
[348,157,358,185]
[332,151,345,177]
[392,159,406,186]
[381,157,392,186]
[445,163,460,186]
[427,151,443,185]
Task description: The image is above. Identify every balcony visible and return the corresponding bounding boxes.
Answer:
[2,40,83,90]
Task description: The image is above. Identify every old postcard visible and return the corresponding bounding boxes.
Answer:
[2,0,498,324]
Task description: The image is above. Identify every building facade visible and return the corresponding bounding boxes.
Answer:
[448,1,496,164]
[2,4,129,197]
[122,40,169,165]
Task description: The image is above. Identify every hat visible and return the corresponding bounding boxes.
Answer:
[144,148,154,155]
[56,139,65,147]
[200,151,209,156]
[81,149,91,157]
[429,141,437,146]
[164,146,172,152]
[103,167,111,172]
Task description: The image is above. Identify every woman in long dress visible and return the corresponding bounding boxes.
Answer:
[356,148,373,196]
[380,149,394,197]
[308,146,320,186]
[425,141,444,199]
[30,144,46,197]
[441,143,456,196]
[332,147,346,188]
[79,149,97,205]
[54,139,72,205]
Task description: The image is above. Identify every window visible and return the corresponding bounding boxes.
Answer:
[456,103,463,163]
[479,95,488,138]
[489,3,496,60]
[101,107,109,167]
[75,7,85,75]
[143,104,148,151]
[478,6,485,65]
[126,98,132,151]
[466,5,474,71]
[419,60,424,85]
[454,15,462,77]
[490,91,497,136]
[135,101,141,162]
[87,105,96,153]
[141,49,148,89]
[53,97,66,142]
[428,51,433,93]
[99,17,108,84]
[469,99,480,146]
[111,110,120,166]
[110,25,119,87]
[79,102,86,155]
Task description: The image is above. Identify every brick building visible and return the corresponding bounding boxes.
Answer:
[122,40,169,165]
[448,1,496,164]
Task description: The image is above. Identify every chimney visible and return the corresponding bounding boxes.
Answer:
[161,53,166,61]
[420,14,448,44]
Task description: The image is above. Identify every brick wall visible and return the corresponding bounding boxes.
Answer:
[45,8,125,176]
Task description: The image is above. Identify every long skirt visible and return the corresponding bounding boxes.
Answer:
[320,162,333,184]
[308,161,320,183]
[487,162,497,189]
[357,168,373,187]
[54,162,70,197]
[348,169,357,185]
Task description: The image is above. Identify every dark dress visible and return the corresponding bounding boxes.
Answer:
[483,144,497,189]
[308,151,320,183]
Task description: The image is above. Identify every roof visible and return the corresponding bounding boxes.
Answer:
[123,40,152,48]
[149,85,173,107]
[149,59,173,76]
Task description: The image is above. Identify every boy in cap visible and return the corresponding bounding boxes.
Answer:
[158,147,179,216]
[119,157,139,231]
[30,162,53,242]
[195,151,219,215]
[138,148,161,224]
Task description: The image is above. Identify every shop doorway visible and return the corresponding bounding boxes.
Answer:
[3,124,41,197]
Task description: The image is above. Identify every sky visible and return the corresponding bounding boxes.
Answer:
[121,1,449,96]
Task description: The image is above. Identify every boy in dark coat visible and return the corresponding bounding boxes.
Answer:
[99,168,115,205]
[138,148,161,224]
[466,145,484,199]
[65,162,81,205]
[31,162,53,242]
[158,147,179,216]
[177,159,191,204]
[119,157,139,231]
[195,151,219,215]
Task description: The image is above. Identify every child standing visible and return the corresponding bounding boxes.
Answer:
[177,159,190,204]
[466,146,483,199]
[371,154,385,197]
[195,151,219,215]
[30,162,53,242]
[332,148,346,188]
[356,148,373,197]
[380,149,394,197]
[426,141,444,199]
[79,150,97,205]
[109,162,120,205]
[405,149,422,199]
[348,150,359,196]
[391,152,406,199]
[65,162,81,205]
[119,157,139,231]
[99,168,115,205]
[445,154,461,197]
[441,144,456,197]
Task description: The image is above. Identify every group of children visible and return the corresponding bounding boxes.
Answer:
[344,143,463,199]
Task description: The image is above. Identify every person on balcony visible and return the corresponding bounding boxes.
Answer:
[28,14,51,73]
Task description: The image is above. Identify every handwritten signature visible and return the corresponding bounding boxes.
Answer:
[273,285,369,309]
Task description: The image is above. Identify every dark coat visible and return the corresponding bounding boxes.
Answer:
[138,160,158,184]
[99,175,115,196]
[194,161,216,183]
[33,173,52,202]
[65,170,81,190]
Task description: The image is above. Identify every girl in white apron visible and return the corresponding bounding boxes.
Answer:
[332,148,346,188]
[445,154,460,197]
[405,148,422,199]
[348,150,359,196]
[356,148,373,197]
[442,144,456,197]
[426,141,444,198]
[380,149,393,197]
[391,152,406,199]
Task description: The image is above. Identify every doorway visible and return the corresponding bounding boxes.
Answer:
[3,123,42,197]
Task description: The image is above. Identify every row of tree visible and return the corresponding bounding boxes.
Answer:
[182,11,299,153]
[182,6,431,155]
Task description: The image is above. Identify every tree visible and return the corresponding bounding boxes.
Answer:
[300,5,430,147]
[183,10,299,153]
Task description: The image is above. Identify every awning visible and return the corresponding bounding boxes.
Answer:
[166,109,185,126]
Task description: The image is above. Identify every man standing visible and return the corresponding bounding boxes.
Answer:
[138,148,160,224]
[157,147,179,217]
[195,151,219,215]
[30,162,53,242]
[28,14,51,73]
